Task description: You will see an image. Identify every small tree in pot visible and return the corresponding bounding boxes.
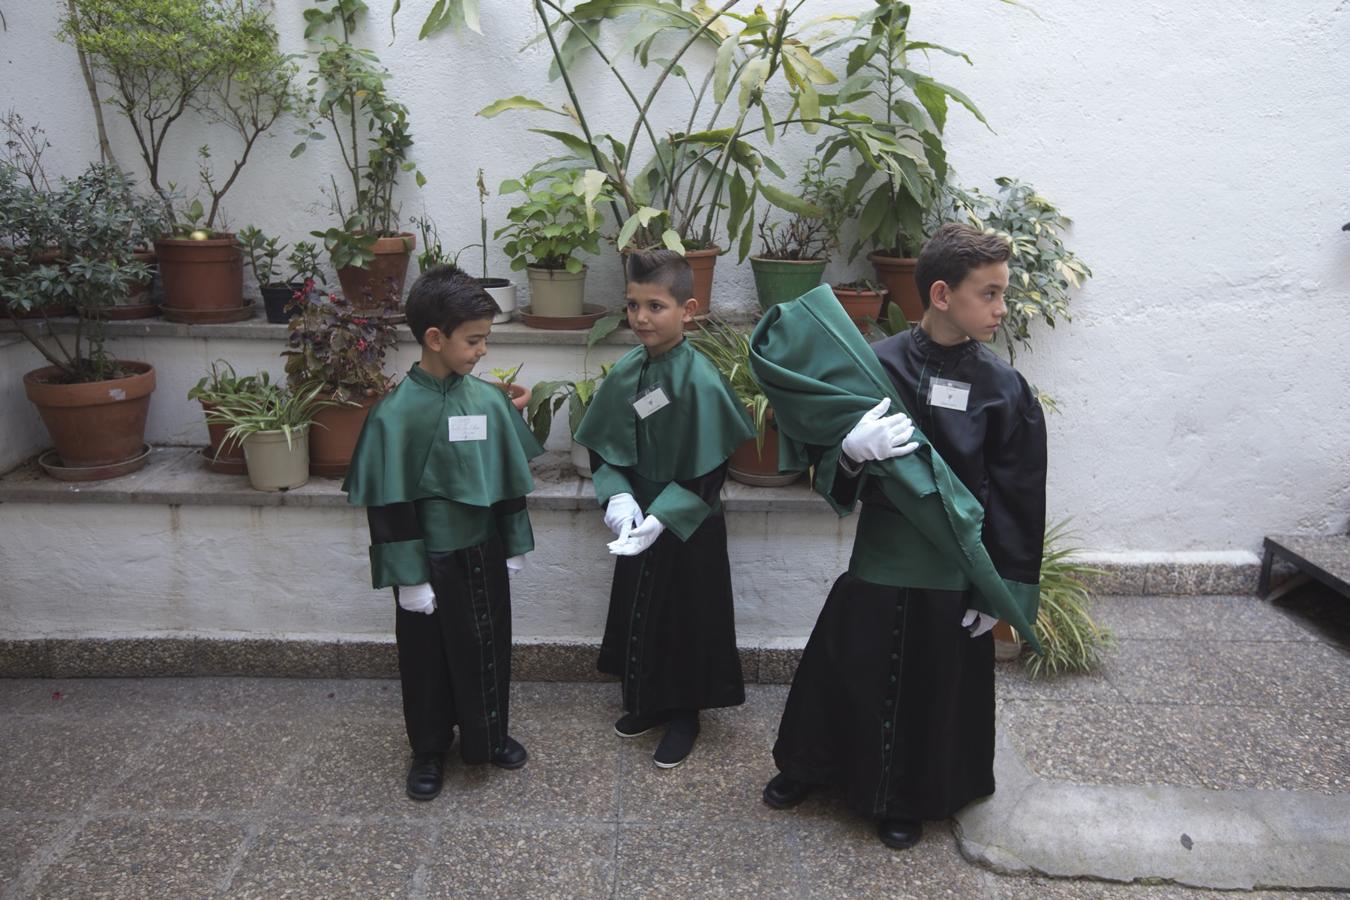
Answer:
[239,227,327,324]
[282,283,398,476]
[750,159,855,309]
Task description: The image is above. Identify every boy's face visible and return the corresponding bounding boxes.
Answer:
[626,281,696,357]
[421,317,493,378]
[929,261,1010,343]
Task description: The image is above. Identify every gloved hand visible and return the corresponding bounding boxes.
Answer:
[398,582,436,615]
[506,554,527,575]
[607,514,665,556]
[841,398,919,463]
[604,493,643,537]
[962,608,997,638]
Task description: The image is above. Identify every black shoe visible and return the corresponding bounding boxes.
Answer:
[877,817,923,849]
[405,752,445,801]
[614,709,671,738]
[491,736,528,770]
[762,773,811,810]
[653,711,699,769]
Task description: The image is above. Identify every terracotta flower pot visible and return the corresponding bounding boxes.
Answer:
[494,382,531,413]
[832,284,889,333]
[198,400,248,475]
[335,233,416,312]
[23,362,155,470]
[155,235,244,320]
[310,392,382,477]
[868,252,923,324]
[243,427,310,492]
[728,408,799,487]
[684,247,719,327]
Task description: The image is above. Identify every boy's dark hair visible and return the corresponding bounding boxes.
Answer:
[405,263,499,344]
[625,248,694,302]
[914,223,1011,309]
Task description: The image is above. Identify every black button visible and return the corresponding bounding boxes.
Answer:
[890,653,898,660]
[489,710,497,718]
[892,629,900,637]
[889,675,897,683]
[635,612,642,619]
[884,721,892,729]
[473,566,482,574]
[631,655,638,662]
[487,661,494,668]
[884,743,891,751]
[631,636,637,642]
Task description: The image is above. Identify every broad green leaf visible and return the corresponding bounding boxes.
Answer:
[714,33,738,103]
[530,128,593,158]
[662,229,683,252]
[477,96,561,118]
[759,180,825,217]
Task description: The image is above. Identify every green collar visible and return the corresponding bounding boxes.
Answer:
[406,363,464,394]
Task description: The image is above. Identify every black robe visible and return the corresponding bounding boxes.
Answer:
[774,326,1047,820]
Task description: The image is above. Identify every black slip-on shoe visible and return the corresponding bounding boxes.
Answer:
[406,752,445,801]
[614,710,671,738]
[490,736,529,770]
[877,817,923,849]
[653,711,700,769]
[762,773,811,810]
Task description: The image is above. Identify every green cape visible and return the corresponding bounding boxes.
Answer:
[343,364,544,508]
[748,285,1042,651]
[574,338,754,481]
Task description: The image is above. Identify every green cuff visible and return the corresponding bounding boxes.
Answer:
[369,539,431,589]
[496,508,536,559]
[591,463,634,507]
[646,482,712,542]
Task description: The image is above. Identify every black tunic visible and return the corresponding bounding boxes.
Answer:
[773,326,1047,820]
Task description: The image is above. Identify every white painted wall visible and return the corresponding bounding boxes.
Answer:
[2,1,1348,552]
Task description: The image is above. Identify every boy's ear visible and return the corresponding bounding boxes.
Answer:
[423,326,445,350]
[929,281,951,312]
[680,298,698,323]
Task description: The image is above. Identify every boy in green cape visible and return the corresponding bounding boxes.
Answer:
[343,264,545,801]
[574,249,755,768]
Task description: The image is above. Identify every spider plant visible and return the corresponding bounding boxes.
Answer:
[687,315,770,451]
[204,379,334,451]
[1025,520,1114,678]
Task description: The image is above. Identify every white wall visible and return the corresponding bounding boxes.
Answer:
[3,1,1348,552]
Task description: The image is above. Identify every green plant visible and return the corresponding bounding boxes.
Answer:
[204,378,335,451]
[688,315,770,452]
[816,0,997,259]
[755,159,856,261]
[1024,520,1114,678]
[488,363,522,386]
[2,163,162,382]
[238,226,286,287]
[60,0,307,230]
[937,178,1092,364]
[282,282,398,402]
[187,359,273,405]
[495,163,611,272]
[287,241,326,286]
[526,315,623,442]
[298,0,424,263]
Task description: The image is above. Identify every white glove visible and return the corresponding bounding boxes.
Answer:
[506,554,527,575]
[841,398,919,463]
[604,493,643,537]
[398,583,436,615]
[962,608,997,638]
[607,514,665,556]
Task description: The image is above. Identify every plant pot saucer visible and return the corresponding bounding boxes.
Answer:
[518,303,610,331]
[99,302,161,321]
[728,467,800,487]
[160,300,255,324]
[39,443,152,482]
[199,446,247,475]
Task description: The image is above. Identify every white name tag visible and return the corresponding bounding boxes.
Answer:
[632,385,671,419]
[448,415,487,442]
[929,378,971,412]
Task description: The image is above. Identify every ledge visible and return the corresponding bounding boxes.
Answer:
[0,445,824,514]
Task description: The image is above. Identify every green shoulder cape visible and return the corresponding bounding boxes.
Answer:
[343,364,544,508]
[748,285,1042,652]
[574,338,754,481]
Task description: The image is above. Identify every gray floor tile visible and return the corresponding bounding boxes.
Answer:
[1092,595,1320,643]
[1210,641,1350,709]
[1100,639,1277,706]
[184,676,404,719]
[0,719,153,813]
[985,872,1233,898]
[0,817,66,888]
[32,816,245,899]
[1173,705,1350,794]
[995,660,1125,703]
[615,822,799,898]
[794,819,988,899]
[0,677,202,720]
[420,822,615,898]
[228,821,425,899]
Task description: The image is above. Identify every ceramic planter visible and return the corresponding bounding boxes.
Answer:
[832,284,888,333]
[728,408,799,487]
[23,361,156,476]
[525,266,586,318]
[310,392,382,477]
[336,233,416,312]
[992,620,1023,661]
[198,400,248,475]
[868,252,923,323]
[684,247,719,326]
[750,257,828,310]
[260,283,302,325]
[479,277,517,324]
[242,427,310,491]
[156,235,247,323]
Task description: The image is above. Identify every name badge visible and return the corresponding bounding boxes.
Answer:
[632,384,671,419]
[929,378,971,412]
[448,415,488,442]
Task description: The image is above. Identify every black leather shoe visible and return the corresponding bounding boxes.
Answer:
[405,752,445,801]
[491,736,528,770]
[653,710,699,769]
[614,709,671,738]
[762,773,811,810]
[877,817,923,849]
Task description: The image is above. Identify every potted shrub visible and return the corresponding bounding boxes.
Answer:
[749,160,854,309]
[3,163,160,480]
[496,163,610,322]
[485,364,531,413]
[206,380,333,492]
[412,169,515,322]
[282,283,399,477]
[61,0,306,323]
[239,227,327,324]
[187,361,275,474]
[1018,521,1114,675]
[527,363,614,478]
[298,0,422,313]
[689,316,797,487]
